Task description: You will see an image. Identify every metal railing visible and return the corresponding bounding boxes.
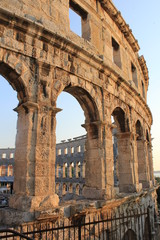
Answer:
[0,229,32,240]
[0,207,152,240]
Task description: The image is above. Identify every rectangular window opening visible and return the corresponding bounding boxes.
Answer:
[142,81,145,98]
[71,147,74,154]
[58,149,62,156]
[10,153,14,159]
[77,146,81,153]
[112,37,121,68]
[64,148,68,155]
[2,153,6,159]
[131,62,138,87]
[69,0,90,41]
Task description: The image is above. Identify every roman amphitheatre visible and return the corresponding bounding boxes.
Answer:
[0,0,159,239]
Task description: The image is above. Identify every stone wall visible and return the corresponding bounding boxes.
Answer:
[0,0,154,222]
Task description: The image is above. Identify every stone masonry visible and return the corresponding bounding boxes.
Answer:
[0,0,155,222]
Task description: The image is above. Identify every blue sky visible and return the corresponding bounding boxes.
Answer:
[0,0,160,170]
[112,0,160,171]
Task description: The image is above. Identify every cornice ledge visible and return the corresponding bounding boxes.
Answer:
[138,55,149,84]
[99,0,140,52]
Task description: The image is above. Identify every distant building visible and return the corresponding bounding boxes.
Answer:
[0,134,118,197]
[0,148,14,191]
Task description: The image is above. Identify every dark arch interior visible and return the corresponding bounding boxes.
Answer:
[112,107,126,133]
[146,130,150,142]
[136,120,143,140]
[122,229,137,240]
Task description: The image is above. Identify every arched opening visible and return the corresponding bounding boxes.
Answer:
[136,120,149,188]
[76,184,80,195]
[76,161,81,178]
[56,91,87,143]
[69,162,74,178]
[56,85,103,199]
[63,163,68,178]
[0,62,46,210]
[111,115,118,188]
[0,73,19,194]
[0,75,18,147]
[111,107,137,193]
[122,229,137,240]
[62,183,67,195]
[69,183,73,193]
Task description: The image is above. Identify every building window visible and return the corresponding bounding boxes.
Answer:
[8,165,13,176]
[63,163,68,178]
[71,147,74,154]
[76,161,81,178]
[69,162,74,178]
[64,148,68,155]
[2,153,6,159]
[69,184,73,193]
[77,146,81,153]
[69,0,90,41]
[1,165,6,176]
[131,62,138,87]
[58,149,61,156]
[10,153,14,159]
[142,81,145,98]
[56,164,62,178]
[112,37,121,68]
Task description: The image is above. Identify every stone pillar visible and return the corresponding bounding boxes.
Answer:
[9,102,60,212]
[75,162,79,178]
[137,138,150,188]
[117,132,140,193]
[147,141,154,185]
[82,121,107,200]
[69,163,72,178]
[103,122,115,199]
[82,161,86,178]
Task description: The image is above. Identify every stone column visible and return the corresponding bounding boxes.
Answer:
[103,122,115,199]
[117,132,140,193]
[9,102,60,212]
[82,161,86,178]
[137,138,150,188]
[147,141,154,185]
[82,121,107,200]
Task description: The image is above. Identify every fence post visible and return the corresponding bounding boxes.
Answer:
[78,222,81,240]
[147,208,152,240]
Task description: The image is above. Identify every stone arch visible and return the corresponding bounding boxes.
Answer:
[0,52,30,103]
[122,229,137,240]
[112,107,126,133]
[111,106,138,193]
[136,120,143,140]
[0,57,31,198]
[64,85,100,126]
[135,120,149,188]
[112,106,130,133]
[53,80,105,199]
